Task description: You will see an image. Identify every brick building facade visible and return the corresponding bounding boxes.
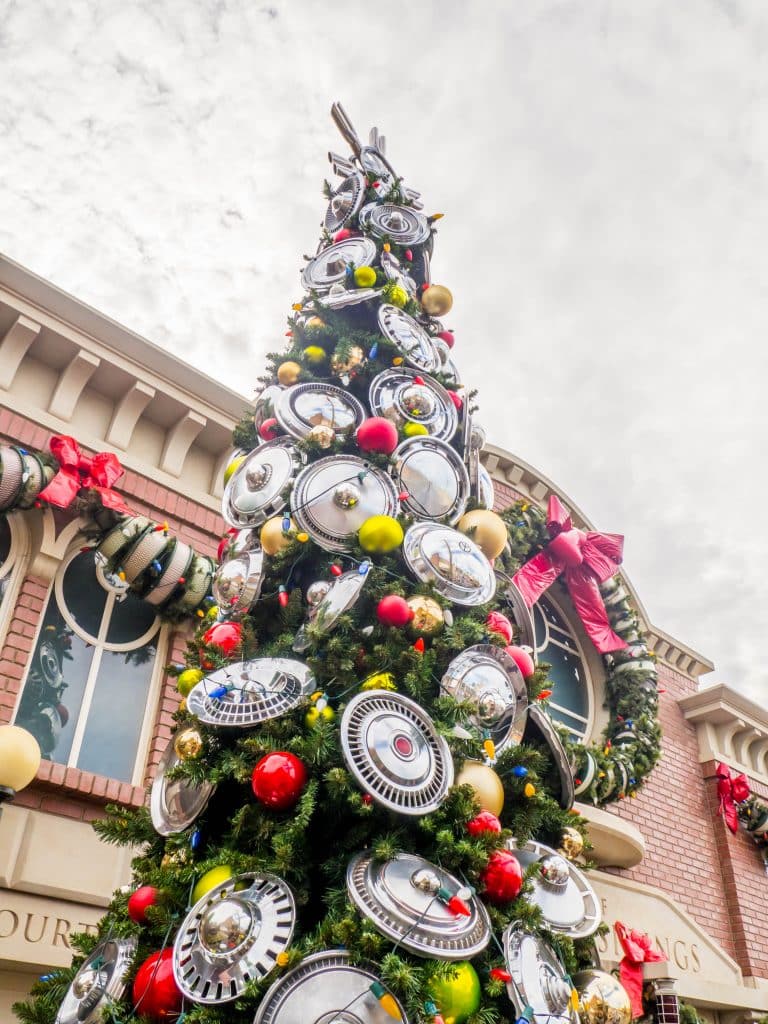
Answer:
[1,257,766,1019]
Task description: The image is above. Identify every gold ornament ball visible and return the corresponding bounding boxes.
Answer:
[161,848,190,869]
[353,266,377,288]
[421,284,453,317]
[358,515,404,553]
[573,970,632,1024]
[174,727,204,761]
[177,668,204,697]
[456,760,504,816]
[361,672,397,691]
[305,704,336,728]
[302,345,327,364]
[331,345,365,375]
[305,316,326,330]
[223,452,246,485]
[406,595,445,635]
[277,361,302,386]
[558,826,585,861]
[457,509,508,560]
[261,516,294,555]
[308,424,336,449]
[191,865,233,905]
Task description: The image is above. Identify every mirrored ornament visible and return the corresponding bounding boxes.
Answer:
[173,872,295,1005]
[573,969,632,1024]
[187,658,316,728]
[301,236,377,292]
[308,423,336,448]
[522,704,575,810]
[503,925,578,1024]
[477,463,495,510]
[331,345,365,377]
[441,644,528,754]
[290,456,399,551]
[402,521,497,606]
[558,826,585,861]
[432,336,463,386]
[369,368,458,441]
[377,305,440,373]
[341,690,454,815]
[223,439,306,529]
[494,575,535,648]
[506,840,601,938]
[150,732,216,836]
[174,727,204,761]
[347,850,491,959]
[406,595,445,634]
[55,937,137,1024]
[212,549,265,617]
[293,569,368,652]
[255,950,409,1024]
[305,580,332,607]
[276,382,366,442]
[324,172,366,233]
[392,437,469,524]
[359,203,431,245]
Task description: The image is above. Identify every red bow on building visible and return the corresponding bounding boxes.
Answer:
[511,495,628,653]
[716,761,750,834]
[37,435,131,515]
[615,921,666,1018]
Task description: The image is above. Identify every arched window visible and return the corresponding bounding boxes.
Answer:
[0,516,13,609]
[14,548,164,783]
[0,513,26,642]
[533,594,592,741]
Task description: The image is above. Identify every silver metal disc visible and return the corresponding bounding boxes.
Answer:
[402,522,497,606]
[369,368,458,441]
[391,437,469,524]
[253,384,285,431]
[360,146,398,193]
[290,456,400,552]
[378,304,440,373]
[523,704,575,810]
[187,658,316,728]
[441,644,528,753]
[255,950,409,1024]
[212,549,265,617]
[293,569,368,652]
[503,925,578,1024]
[495,574,536,649]
[359,203,430,245]
[173,872,295,1005]
[324,172,366,233]
[150,732,216,836]
[477,463,495,510]
[341,690,454,815]
[347,850,491,960]
[223,438,306,529]
[276,383,366,441]
[55,937,137,1024]
[301,237,377,292]
[507,840,601,939]
[433,337,462,386]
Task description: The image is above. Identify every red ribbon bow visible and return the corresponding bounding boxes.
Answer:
[511,495,627,653]
[37,435,131,515]
[615,921,666,1018]
[716,761,750,834]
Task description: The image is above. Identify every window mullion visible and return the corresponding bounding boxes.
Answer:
[68,592,114,768]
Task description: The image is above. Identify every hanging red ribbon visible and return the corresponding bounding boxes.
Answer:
[511,495,627,653]
[37,435,132,515]
[716,761,750,834]
[615,921,666,1018]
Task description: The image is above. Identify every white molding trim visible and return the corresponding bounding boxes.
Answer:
[47,348,101,420]
[0,314,40,390]
[106,380,156,450]
[680,683,768,783]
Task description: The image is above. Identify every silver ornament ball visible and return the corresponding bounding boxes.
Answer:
[333,481,361,509]
[199,898,253,956]
[306,580,332,607]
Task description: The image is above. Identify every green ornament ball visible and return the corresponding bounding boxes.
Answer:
[427,962,481,1024]
[191,865,232,905]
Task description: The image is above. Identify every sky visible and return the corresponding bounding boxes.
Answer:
[1,1,767,699]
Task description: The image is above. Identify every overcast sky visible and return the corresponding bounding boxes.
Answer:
[2,1,767,699]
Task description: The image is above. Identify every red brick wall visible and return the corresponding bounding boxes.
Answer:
[0,408,224,819]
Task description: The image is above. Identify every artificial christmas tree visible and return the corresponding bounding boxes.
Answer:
[14,104,658,1024]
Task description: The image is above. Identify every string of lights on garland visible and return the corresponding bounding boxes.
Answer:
[14,103,657,1024]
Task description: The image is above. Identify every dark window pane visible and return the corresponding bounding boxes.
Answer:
[62,552,108,639]
[105,590,157,644]
[0,517,11,609]
[534,596,589,739]
[15,600,94,762]
[76,642,157,780]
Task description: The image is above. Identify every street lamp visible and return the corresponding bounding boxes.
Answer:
[0,723,42,806]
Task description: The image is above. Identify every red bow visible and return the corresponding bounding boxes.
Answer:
[511,495,627,653]
[615,921,666,1018]
[716,761,750,834]
[37,435,131,515]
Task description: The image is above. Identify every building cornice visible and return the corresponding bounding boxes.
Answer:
[680,683,768,783]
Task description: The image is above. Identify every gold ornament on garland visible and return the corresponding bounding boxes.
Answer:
[331,345,365,376]
[456,759,504,816]
[421,284,453,316]
[308,424,336,449]
[558,826,585,861]
[173,727,204,761]
[457,509,508,560]
[406,595,444,635]
[305,316,326,330]
[260,516,295,555]
[358,515,404,553]
[277,361,302,386]
[573,970,632,1024]
[161,847,190,869]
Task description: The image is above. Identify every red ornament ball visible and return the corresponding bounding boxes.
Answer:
[487,611,514,644]
[132,948,182,1021]
[466,810,502,836]
[447,390,463,411]
[127,885,159,924]
[259,417,280,441]
[203,621,242,657]
[376,594,413,628]
[334,227,353,242]
[437,329,455,349]
[356,417,399,455]
[251,751,307,810]
[480,850,523,904]
[505,644,535,679]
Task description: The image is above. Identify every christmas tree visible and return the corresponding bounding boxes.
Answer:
[16,103,657,1024]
